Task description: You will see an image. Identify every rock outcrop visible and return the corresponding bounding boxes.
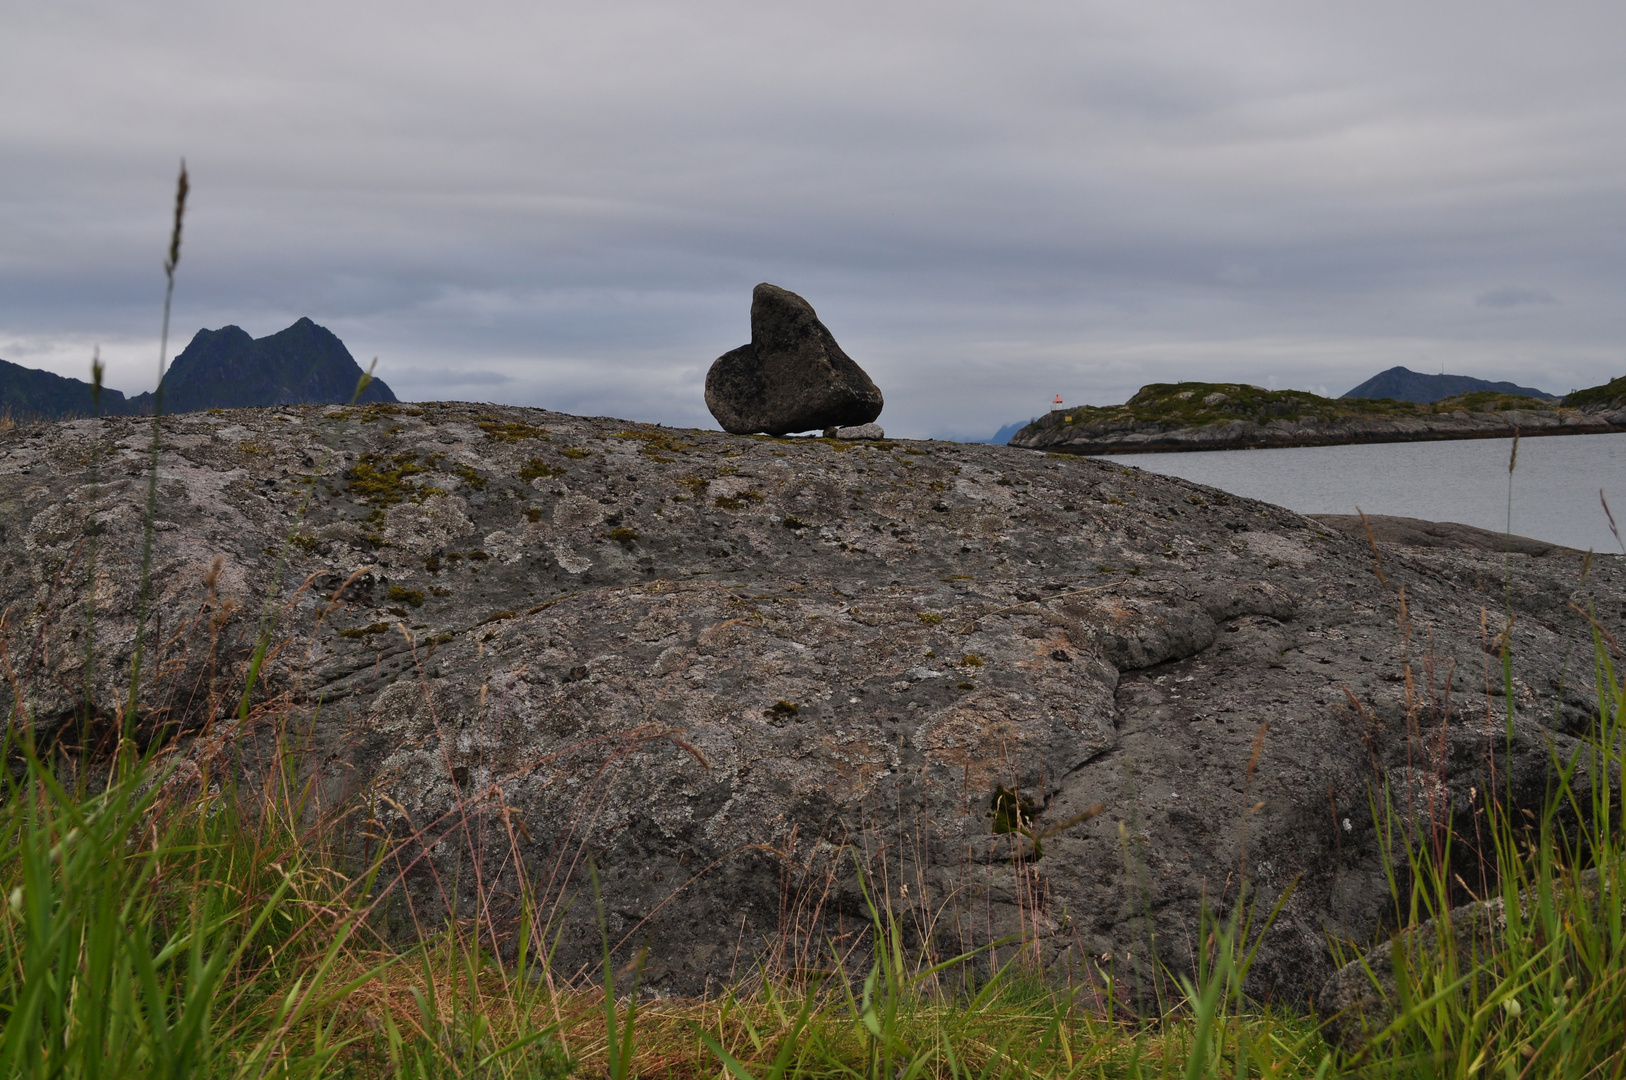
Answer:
[705,284,884,435]
[1,404,1620,1003]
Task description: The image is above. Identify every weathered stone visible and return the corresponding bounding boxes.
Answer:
[705,284,883,435]
[1311,514,1578,558]
[826,423,884,440]
[0,403,1620,1003]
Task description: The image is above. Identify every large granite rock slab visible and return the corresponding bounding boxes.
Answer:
[1,404,1620,1002]
[705,284,884,435]
[1311,514,1579,558]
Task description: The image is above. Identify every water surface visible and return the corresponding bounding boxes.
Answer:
[1101,432,1626,553]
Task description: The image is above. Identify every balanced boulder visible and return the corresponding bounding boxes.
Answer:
[705,284,884,435]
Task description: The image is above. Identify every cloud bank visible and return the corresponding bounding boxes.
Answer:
[4,0,1625,437]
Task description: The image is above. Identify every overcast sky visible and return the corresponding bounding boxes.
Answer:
[4,1,1624,439]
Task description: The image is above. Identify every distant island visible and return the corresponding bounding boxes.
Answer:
[1008,378,1626,455]
[1341,365,1556,403]
[988,365,1562,444]
[0,318,395,421]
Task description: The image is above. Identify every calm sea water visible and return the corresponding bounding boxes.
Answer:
[1100,431,1626,553]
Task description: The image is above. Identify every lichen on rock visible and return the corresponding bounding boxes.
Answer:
[0,400,1619,1004]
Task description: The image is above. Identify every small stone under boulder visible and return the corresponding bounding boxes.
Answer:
[705,283,884,436]
[826,423,884,440]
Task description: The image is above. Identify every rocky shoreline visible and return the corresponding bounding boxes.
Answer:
[1,402,1621,1004]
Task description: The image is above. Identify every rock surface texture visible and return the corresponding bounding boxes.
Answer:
[2,403,1621,1003]
[705,284,884,436]
[1311,515,1577,558]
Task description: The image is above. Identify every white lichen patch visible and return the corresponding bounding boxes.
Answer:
[1240,530,1317,567]
[383,493,473,554]
[552,494,601,529]
[550,541,592,574]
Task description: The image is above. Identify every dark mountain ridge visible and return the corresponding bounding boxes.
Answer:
[0,318,395,420]
[1342,365,1555,403]
[0,358,135,419]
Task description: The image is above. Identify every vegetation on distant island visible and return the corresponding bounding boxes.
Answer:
[1038,381,1564,435]
[1008,375,1626,451]
[1563,373,1626,409]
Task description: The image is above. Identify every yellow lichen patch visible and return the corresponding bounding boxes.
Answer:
[358,403,423,423]
[451,464,487,490]
[477,419,550,442]
[519,458,561,482]
[347,453,441,507]
[713,491,763,511]
[612,427,695,463]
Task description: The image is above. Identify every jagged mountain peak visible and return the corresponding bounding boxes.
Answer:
[0,318,396,419]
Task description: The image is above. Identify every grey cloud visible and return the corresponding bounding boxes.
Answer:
[1476,287,1560,309]
[4,1,1626,439]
